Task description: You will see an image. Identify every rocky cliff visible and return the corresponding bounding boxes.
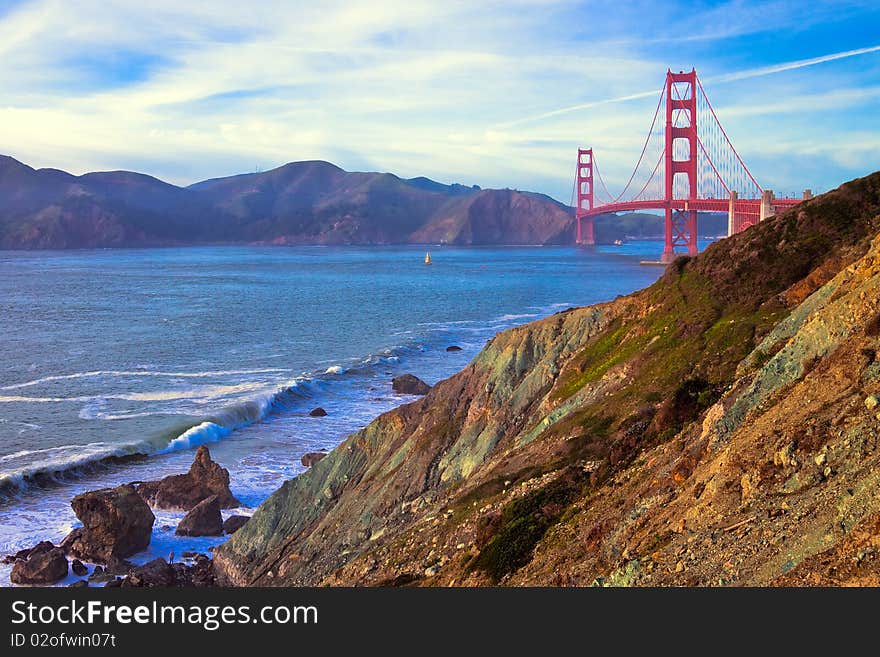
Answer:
[214,171,880,586]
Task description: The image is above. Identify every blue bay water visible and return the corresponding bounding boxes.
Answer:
[0,241,691,584]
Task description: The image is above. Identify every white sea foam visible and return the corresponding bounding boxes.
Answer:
[324,365,345,375]
[0,441,146,490]
[0,368,292,391]
[2,381,278,405]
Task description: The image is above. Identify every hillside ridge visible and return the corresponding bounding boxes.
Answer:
[214,170,880,586]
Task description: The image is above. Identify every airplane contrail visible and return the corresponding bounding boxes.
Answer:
[498,44,880,128]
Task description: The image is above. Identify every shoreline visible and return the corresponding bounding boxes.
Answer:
[0,303,577,586]
[0,244,667,586]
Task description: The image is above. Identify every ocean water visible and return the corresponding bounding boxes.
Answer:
[0,241,687,585]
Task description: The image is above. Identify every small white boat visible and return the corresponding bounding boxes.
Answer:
[425,252,432,265]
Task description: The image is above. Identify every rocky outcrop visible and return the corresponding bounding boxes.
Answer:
[175,495,223,536]
[137,446,239,511]
[11,546,69,585]
[391,374,431,395]
[446,345,462,352]
[223,515,250,534]
[64,485,154,563]
[4,540,56,564]
[300,452,327,468]
[118,556,215,587]
[309,407,328,417]
[214,171,880,587]
[121,558,175,587]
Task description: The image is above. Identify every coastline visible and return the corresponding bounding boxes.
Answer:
[2,238,669,587]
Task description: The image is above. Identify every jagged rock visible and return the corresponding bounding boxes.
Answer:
[104,556,134,575]
[64,485,154,563]
[88,567,116,584]
[68,580,89,588]
[4,540,56,564]
[175,495,223,536]
[446,345,462,352]
[71,559,88,576]
[191,555,216,587]
[121,558,175,587]
[137,445,239,511]
[309,407,328,417]
[392,374,431,395]
[10,547,68,585]
[223,515,250,534]
[104,578,123,587]
[301,452,328,468]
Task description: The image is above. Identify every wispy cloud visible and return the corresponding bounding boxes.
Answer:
[502,44,880,128]
[0,0,877,203]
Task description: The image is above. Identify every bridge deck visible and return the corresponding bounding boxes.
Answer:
[580,197,801,217]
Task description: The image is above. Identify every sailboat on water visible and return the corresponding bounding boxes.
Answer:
[424,251,432,265]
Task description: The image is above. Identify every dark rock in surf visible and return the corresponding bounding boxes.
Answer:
[121,558,175,587]
[4,540,56,564]
[68,579,89,588]
[446,345,462,352]
[309,407,328,417]
[136,445,239,511]
[64,485,154,563]
[10,547,68,585]
[223,515,250,534]
[175,495,223,537]
[391,374,431,395]
[104,556,134,575]
[301,452,328,468]
[71,559,88,576]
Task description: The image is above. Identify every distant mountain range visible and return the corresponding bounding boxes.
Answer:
[0,155,727,249]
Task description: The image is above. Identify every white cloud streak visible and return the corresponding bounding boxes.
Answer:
[0,1,876,202]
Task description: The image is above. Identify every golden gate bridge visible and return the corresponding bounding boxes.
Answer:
[573,68,812,262]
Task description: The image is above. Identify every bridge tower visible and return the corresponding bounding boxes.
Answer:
[663,68,698,262]
[575,148,595,245]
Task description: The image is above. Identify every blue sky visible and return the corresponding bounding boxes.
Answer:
[0,0,878,202]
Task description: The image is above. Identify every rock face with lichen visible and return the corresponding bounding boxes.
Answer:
[215,171,880,587]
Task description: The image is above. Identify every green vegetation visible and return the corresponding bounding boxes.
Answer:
[471,468,587,582]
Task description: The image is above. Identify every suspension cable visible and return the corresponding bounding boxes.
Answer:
[609,79,667,203]
[695,75,762,193]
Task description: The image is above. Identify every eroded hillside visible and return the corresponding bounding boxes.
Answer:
[214,171,880,586]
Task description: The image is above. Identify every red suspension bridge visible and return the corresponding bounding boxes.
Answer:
[574,68,812,262]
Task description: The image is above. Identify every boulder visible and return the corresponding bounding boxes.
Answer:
[64,485,154,563]
[308,407,328,417]
[175,495,223,537]
[10,547,68,585]
[136,445,240,511]
[71,559,88,577]
[223,515,250,534]
[446,345,462,352]
[391,374,431,395]
[4,540,56,564]
[68,580,89,588]
[301,452,328,468]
